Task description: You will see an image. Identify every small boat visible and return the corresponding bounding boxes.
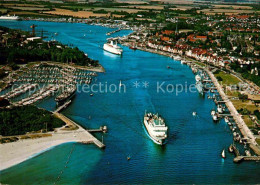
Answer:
[90,93,94,96]
[130,45,137,50]
[192,112,197,116]
[195,75,201,82]
[221,149,226,158]
[245,150,251,157]
[174,56,181,61]
[228,145,234,153]
[127,155,131,161]
[224,116,229,123]
[211,110,218,121]
[217,104,224,113]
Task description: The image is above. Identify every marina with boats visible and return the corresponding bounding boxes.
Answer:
[183,61,260,162]
[0,63,97,107]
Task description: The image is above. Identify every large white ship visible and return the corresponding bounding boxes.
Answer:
[0,14,19,20]
[103,41,123,55]
[143,112,168,145]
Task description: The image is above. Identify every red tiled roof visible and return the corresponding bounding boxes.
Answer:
[162,30,174,35]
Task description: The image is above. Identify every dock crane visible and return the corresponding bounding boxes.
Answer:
[30,24,37,36]
[30,24,48,38]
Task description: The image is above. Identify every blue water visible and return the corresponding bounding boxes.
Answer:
[0,20,260,184]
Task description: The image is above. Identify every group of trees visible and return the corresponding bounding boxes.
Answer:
[0,31,99,67]
[0,105,65,136]
[230,61,260,86]
[255,110,260,120]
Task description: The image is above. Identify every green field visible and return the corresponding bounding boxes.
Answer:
[243,115,255,128]
[195,62,206,67]
[215,71,241,85]
[256,138,260,145]
[0,9,7,13]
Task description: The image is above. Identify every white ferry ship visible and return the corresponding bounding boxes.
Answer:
[103,41,123,55]
[143,112,168,145]
[0,14,19,20]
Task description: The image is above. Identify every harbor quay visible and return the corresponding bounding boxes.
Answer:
[205,69,260,154]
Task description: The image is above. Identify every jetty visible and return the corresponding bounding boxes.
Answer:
[54,100,72,113]
[54,112,105,148]
[106,28,121,36]
[87,126,108,133]
[231,145,260,163]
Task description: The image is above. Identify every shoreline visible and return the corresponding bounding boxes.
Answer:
[0,130,92,171]
[0,113,100,171]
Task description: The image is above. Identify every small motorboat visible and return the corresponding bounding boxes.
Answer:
[228,145,233,153]
[192,112,197,116]
[245,150,251,157]
[224,116,229,123]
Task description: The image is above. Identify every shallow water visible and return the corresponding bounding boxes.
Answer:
[0,20,259,184]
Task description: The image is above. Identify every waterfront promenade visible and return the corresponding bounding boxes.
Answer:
[206,69,259,151]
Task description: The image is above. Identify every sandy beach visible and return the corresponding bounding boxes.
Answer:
[0,124,96,171]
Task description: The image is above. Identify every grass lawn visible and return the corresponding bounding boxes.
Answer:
[232,99,260,113]
[0,9,8,13]
[256,138,260,146]
[243,115,255,129]
[215,71,241,85]
[226,90,240,97]
[195,62,206,67]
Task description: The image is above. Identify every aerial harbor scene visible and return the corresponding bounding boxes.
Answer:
[0,0,260,184]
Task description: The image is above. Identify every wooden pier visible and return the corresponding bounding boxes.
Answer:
[106,28,122,36]
[218,114,232,117]
[214,100,227,104]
